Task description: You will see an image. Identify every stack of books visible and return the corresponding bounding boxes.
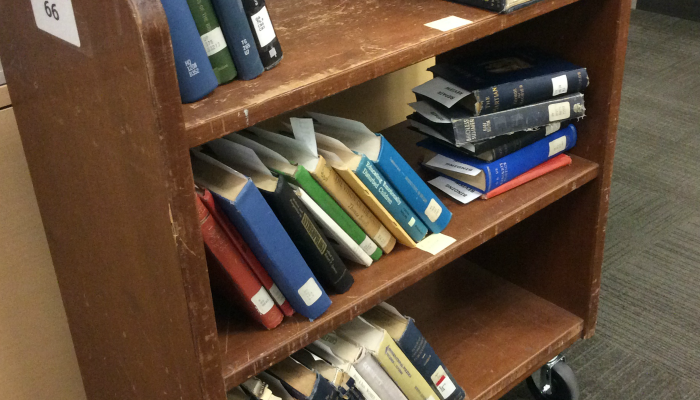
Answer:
[160,0,284,103]
[407,49,588,203]
[448,0,547,14]
[226,303,469,400]
[192,113,451,326]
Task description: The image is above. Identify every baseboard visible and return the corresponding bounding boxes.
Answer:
[636,0,700,21]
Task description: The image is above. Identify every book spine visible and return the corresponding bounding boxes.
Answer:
[199,189,294,316]
[476,69,589,115]
[482,154,572,199]
[311,156,397,254]
[355,156,428,244]
[397,319,466,400]
[347,365,384,400]
[453,94,585,141]
[449,0,504,11]
[186,0,238,84]
[374,137,452,234]
[161,0,219,103]
[262,178,354,294]
[476,128,548,162]
[373,333,440,400]
[195,196,283,329]
[240,0,284,70]
[295,166,383,261]
[210,0,265,80]
[354,353,409,400]
[212,182,331,320]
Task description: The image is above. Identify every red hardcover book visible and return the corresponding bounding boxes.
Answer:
[481,154,572,199]
[196,195,284,329]
[199,189,295,316]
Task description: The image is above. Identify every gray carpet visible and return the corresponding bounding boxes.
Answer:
[501,10,700,400]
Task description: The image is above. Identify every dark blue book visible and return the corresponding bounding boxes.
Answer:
[421,49,588,115]
[211,0,265,80]
[409,92,584,146]
[191,152,331,320]
[447,0,545,13]
[418,124,577,192]
[240,0,284,70]
[160,0,218,103]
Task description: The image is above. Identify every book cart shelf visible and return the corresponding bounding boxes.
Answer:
[0,0,630,399]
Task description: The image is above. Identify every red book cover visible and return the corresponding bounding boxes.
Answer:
[196,195,284,329]
[481,154,572,199]
[199,189,295,317]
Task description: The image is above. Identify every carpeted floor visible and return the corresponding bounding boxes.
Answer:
[501,9,700,400]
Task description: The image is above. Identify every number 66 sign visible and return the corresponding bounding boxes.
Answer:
[30,0,81,47]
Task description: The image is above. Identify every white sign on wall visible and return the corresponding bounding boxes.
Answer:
[30,0,81,47]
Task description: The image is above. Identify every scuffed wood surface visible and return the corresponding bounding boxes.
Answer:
[215,123,598,389]
[184,0,581,147]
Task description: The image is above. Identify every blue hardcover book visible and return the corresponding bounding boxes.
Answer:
[355,155,429,243]
[161,0,218,103]
[309,113,452,234]
[363,303,466,400]
[211,0,265,80]
[420,49,588,115]
[191,151,331,320]
[419,124,577,193]
[409,93,584,146]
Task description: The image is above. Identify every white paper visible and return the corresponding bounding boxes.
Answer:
[251,286,275,315]
[431,366,457,398]
[548,102,571,121]
[250,6,276,47]
[290,118,318,158]
[308,112,376,138]
[412,77,471,108]
[545,122,562,136]
[416,233,456,255]
[200,27,228,56]
[31,0,81,47]
[268,284,287,307]
[298,278,323,306]
[359,235,379,257]
[428,176,480,205]
[551,75,568,96]
[425,154,480,177]
[424,198,443,223]
[208,139,273,176]
[548,136,567,157]
[409,101,450,124]
[424,16,472,32]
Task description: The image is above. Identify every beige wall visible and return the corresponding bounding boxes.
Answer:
[0,59,433,400]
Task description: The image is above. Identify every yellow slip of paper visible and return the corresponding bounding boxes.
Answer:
[416,234,456,255]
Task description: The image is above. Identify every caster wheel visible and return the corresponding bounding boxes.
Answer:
[526,356,580,400]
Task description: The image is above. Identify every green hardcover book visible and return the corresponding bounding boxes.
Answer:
[186,0,237,84]
[294,166,383,261]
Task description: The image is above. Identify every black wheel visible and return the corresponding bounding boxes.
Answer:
[526,361,580,400]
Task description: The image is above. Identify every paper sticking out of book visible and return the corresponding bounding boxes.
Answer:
[424,154,480,176]
[416,233,457,255]
[428,176,481,205]
[412,77,471,108]
[408,101,450,124]
[424,16,472,32]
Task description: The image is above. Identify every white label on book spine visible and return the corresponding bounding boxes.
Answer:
[551,75,569,96]
[548,136,567,157]
[408,217,416,227]
[30,0,81,47]
[548,102,571,121]
[268,284,286,306]
[359,235,378,256]
[250,6,276,47]
[428,176,480,205]
[201,27,228,56]
[417,233,456,255]
[424,16,472,32]
[413,77,471,108]
[425,154,480,176]
[431,366,457,398]
[409,101,451,124]
[251,286,275,315]
[298,278,323,306]
[372,225,393,249]
[424,199,443,223]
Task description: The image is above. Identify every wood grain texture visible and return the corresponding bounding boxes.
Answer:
[0,1,224,399]
[390,261,584,400]
[183,0,582,147]
[216,123,598,389]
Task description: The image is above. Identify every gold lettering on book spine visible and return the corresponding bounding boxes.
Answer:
[301,213,327,254]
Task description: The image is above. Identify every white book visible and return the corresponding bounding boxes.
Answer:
[294,187,373,267]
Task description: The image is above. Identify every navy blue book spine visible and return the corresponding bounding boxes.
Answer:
[240,0,284,70]
[210,0,265,80]
[419,125,578,192]
[447,93,584,145]
[161,0,218,103]
[448,0,504,11]
[397,318,466,400]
